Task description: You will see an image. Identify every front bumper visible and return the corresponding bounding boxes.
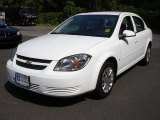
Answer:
[6,57,100,97]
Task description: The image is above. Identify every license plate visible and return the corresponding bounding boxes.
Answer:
[15,73,30,87]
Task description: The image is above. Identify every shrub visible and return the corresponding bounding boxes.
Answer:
[63,1,85,18]
[38,12,63,25]
[114,4,160,30]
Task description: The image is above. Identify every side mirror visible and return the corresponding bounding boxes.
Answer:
[119,30,136,39]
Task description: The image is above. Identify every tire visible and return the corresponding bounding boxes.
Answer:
[94,61,116,99]
[140,46,151,65]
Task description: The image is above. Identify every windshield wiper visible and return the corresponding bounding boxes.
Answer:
[51,32,80,35]
[50,32,61,34]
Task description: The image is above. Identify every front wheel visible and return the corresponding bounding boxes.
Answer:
[94,61,116,99]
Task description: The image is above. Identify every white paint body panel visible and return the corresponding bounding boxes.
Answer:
[7,12,152,97]
[17,34,106,60]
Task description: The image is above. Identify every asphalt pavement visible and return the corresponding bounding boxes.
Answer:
[0,27,160,120]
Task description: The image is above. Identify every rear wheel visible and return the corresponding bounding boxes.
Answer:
[140,46,151,65]
[94,61,116,99]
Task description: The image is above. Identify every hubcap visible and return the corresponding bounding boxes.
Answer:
[102,67,114,93]
[146,47,151,62]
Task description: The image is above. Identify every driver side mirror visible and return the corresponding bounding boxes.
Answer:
[119,30,136,39]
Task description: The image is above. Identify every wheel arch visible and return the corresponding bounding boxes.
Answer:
[97,56,118,83]
[90,55,119,91]
[105,57,118,75]
[92,56,118,98]
[148,41,152,48]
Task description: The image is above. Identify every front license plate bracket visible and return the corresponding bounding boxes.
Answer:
[15,73,30,88]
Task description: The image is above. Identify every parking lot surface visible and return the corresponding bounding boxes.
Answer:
[0,27,160,120]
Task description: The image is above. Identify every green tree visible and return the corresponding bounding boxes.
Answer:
[63,1,85,18]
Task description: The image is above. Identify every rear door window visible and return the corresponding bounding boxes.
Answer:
[133,16,145,32]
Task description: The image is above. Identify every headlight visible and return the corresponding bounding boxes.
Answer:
[10,47,17,61]
[17,31,21,35]
[54,54,91,71]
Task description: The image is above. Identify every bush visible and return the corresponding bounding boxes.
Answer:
[0,3,3,11]
[114,4,160,31]
[38,12,63,25]
[139,10,160,31]
[38,3,85,26]
[63,1,85,18]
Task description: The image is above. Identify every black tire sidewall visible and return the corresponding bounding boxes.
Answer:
[141,46,151,65]
[95,61,116,99]
[146,46,151,64]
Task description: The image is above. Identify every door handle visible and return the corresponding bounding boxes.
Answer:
[135,41,138,43]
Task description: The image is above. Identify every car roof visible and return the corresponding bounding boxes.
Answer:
[77,11,137,16]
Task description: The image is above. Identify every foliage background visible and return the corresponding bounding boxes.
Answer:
[0,0,160,30]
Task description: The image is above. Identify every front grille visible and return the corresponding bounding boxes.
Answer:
[0,32,17,38]
[17,55,51,63]
[16,60,46,70]
[6,32,17,37]
[0,32,5,37]
[16,55,52,70]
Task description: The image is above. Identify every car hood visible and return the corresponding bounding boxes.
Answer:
[17,34,106,60]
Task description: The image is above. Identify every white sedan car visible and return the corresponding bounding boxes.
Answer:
[7,12,152,98]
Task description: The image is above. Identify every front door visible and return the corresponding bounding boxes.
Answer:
[119,16,137,71]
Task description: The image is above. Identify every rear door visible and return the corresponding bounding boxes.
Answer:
[132,16,147,58]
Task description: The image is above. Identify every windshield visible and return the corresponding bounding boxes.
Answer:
[0,19,6,26]
[52,15,119,37]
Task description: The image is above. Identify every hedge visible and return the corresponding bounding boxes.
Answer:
[38,12,63,25]
[38,7,160,31]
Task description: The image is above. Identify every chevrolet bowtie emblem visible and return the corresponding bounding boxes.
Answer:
[26,60,32,64]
